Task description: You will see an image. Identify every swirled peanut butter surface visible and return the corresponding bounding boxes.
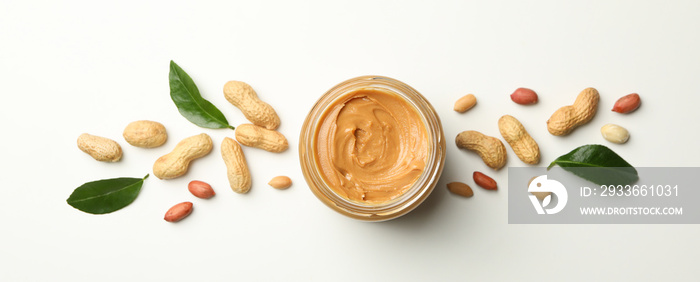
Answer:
[314,88,428,204]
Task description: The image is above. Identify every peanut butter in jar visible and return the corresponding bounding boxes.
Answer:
[314,87,428,204]
[299,76,446,221]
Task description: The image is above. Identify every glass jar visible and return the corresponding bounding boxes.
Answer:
[299,75,446,221]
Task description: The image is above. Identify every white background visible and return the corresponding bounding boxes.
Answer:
[2,0,699,281]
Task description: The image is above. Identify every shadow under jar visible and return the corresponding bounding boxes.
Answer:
[299,76,446,221]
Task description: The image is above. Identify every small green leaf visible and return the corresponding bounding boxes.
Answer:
[67,174,149,214]
[548,144,638,185]
[169,60,234,130]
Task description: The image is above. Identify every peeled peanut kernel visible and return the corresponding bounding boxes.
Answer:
[447,182,474,198]
[164,202,193,222]
[510,88,538,105]
[153,133,213,180]
[188,180,215,199]
[268,176,292,189]
[601,124,630,144]
[473,171,497,190]
[235,124,288,153]
[123,120,167,148]
[77,133,123,162]
[224,81,280,130]
[612,93,641,114]
[453,94,477,113]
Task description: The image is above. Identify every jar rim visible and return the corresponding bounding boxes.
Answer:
[299,75,446,221]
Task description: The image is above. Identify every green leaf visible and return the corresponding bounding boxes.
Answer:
[169,60,234,130]
[548,144,638,185]
[67,174,149,214]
